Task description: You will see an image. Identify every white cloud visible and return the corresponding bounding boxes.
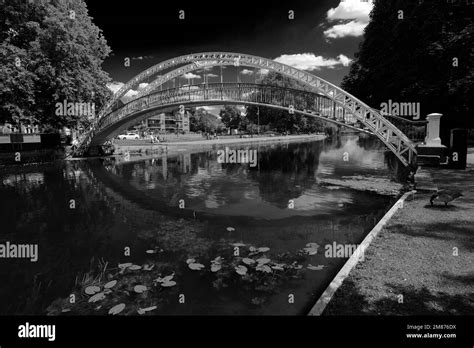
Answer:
[124,89,139,98]
[182,73,202,79]
[131,55,154,60]
[207,73,219,78]
[324,0,373,39]
[324,20,367,39]
[107,81,124,94]
[106,81,139,102]
[327,0,373,21]
[274,53,352,70]
[337,54,352,67]
[240,69,254,75]
[257,68,269,75]
[138,82,149,90]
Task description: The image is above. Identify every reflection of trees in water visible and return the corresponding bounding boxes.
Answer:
[103,143,325,209]
[356,134,386,151]
[384,151,410,182]
[246,142,324,208]
[0,161,127,314]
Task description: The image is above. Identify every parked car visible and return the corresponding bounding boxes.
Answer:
[117,132,139,140]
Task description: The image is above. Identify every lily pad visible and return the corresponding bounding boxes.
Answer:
[211,264,222,272]
[235,265,248,275]
[258,247,270,252]
[161,274,175,282]
[108,303,126,315]
[84,285,100,295]
[137,305,157,315]
[128,265,142,271]
[256,264,272,273]
[161,280,177,287]
[143,264,155,271]
[303,243,319,255]
[249,246,257,252]
[256,258,271,265]
[242,258,255,265]
[271,264,285,271]
[188,263,205,270]
[186,258,196,264]
[118,263,132,269]
[88,292,106,303]
[211,256,222,264]
[226,227,235,232]
[104,280,117,289]
[134,285,148,293]
[307,264,325,271]
[146,249,157,254]
[232,242,246,247]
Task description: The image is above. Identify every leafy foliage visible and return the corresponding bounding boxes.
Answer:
[341,0,474,132]
[190,107,224,133]
[245,71,325,133]
[0,0,112,129]
[219,105,244,130]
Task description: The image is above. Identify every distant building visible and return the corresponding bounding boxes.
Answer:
[145,111,190,134]
[0,123,40,134]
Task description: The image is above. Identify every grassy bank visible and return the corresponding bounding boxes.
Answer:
[323,166,474,315]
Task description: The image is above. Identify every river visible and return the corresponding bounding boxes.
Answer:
[0,135,404,315]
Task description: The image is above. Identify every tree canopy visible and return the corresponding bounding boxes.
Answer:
[341,0,474,132]
[245,71,325,134]
[0,0,112,130]
[190,107,224,133]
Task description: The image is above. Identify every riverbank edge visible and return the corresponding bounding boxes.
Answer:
[76,134,327,165]
[0,134,326,168]
[307,190,416,316]
[112,134,327,157]
[316,162,474,316]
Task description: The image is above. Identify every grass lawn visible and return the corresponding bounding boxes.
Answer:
[323,166,474,315]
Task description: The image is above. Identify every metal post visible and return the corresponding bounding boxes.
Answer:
[257,106,260,135]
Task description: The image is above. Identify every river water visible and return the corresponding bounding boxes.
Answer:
[0,135,402,315]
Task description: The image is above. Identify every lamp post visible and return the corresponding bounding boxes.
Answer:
[257,106,260,135]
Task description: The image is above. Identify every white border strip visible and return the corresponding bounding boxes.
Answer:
[307,190,416,316]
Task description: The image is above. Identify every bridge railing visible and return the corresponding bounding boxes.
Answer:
[374,112,427,143]
[97,83,336,131]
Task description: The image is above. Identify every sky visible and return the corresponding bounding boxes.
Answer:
[85,0,374,106]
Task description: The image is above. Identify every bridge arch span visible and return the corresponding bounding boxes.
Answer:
[81,52,417,167]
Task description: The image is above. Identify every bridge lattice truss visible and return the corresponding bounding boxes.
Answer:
[76,52,417,167]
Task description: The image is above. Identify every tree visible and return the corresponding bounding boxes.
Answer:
[245,71,324,133]
[191,107,223,133]
[219,105,243,130]
[341,0,474,133]
[0,0,112,130]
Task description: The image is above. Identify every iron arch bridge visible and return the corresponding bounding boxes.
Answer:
[76,52,417,167]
